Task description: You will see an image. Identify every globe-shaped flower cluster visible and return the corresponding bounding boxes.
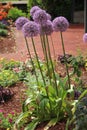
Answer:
[40,20,53,35]
[53,16,69,32]
[30,6,41,17]
[15,17,29,30]
[15,6,69,37]
[22,21,40,37]
[83,33,87,43]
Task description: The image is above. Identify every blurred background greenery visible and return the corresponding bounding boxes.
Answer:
[0,0,84,22]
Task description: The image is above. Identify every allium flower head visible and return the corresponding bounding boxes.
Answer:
[53,16,69,32]
[83,33,87,43]
[40,20,53,35]
[15,17,29,30]
[30,6,41,17]
[33,10,47,25]
[22,21,40,37]
[46,13,52,20]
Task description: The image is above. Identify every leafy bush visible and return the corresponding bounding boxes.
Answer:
[0,29,8,37]
[0,110,18,129]
[43,0,71,19]
[0,22,8,29]
[72,93,87,130]
[0,70,19,87]
[7,7,26,21]
[0,58,20,70]
[14,59,75,130]
[28,0,71,20]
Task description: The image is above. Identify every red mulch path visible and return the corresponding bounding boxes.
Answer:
[0,24,86,61]
[0,24,86,130]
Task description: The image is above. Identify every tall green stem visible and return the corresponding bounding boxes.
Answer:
[45,86,52,114]
[41,35,53,86]
[50,35,56,60]
[31,37,46,86]
[60,32,71,89]
[32,36,52,112]
[40,35,46,60]
[46,35,58,96]
[24,37,39,86]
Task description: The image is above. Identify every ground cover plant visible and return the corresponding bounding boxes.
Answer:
[0,4,87,130]
[0,109,19,129]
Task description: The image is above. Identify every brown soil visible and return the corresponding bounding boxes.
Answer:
[0,82,27,115]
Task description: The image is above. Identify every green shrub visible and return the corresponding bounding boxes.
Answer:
[14,59,74,130]
[0,58,20,70]
[0,70,19,87]
[41,0,71,20]
[0,29,8,37]
[0,22,8,29]
[73,94,87,130]
[0,110,19,129]
[28,0,71,20]
[7,7,26,21]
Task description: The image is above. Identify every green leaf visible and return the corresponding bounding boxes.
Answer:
[14,111,29,127]
[65,118,70,130]
[67,84,74,98]
[44,118,58,130]
[25,119,39,130]
[39,98,49,112]
[59,76,68,88]
[24,97,32,106]
[48,85,56,97]
[55,98,62,109]
[78,90,87,101]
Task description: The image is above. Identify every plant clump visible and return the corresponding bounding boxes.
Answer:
[0,110,18,129]
[72,95,87,130]
[0,70,19,87]
[7,7,26,22]
[0,28,8,37]
[13,5,87,130]
[0,86,14,103]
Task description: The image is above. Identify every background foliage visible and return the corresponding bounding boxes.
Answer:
[28,0,72,21]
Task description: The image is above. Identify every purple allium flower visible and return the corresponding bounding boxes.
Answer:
[30,6,41,17]
[83,33,87,43]
[33,10,47,25]
[22,21,40,37]
[46,13,52,20]
[15,17,29,30]
[53,16,69,32]
[40,20,53,35]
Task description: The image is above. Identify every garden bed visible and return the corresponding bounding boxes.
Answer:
[0,25,87,130]
[0,56,87,130]
[0,82,27,114]
[0,4,87,130]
